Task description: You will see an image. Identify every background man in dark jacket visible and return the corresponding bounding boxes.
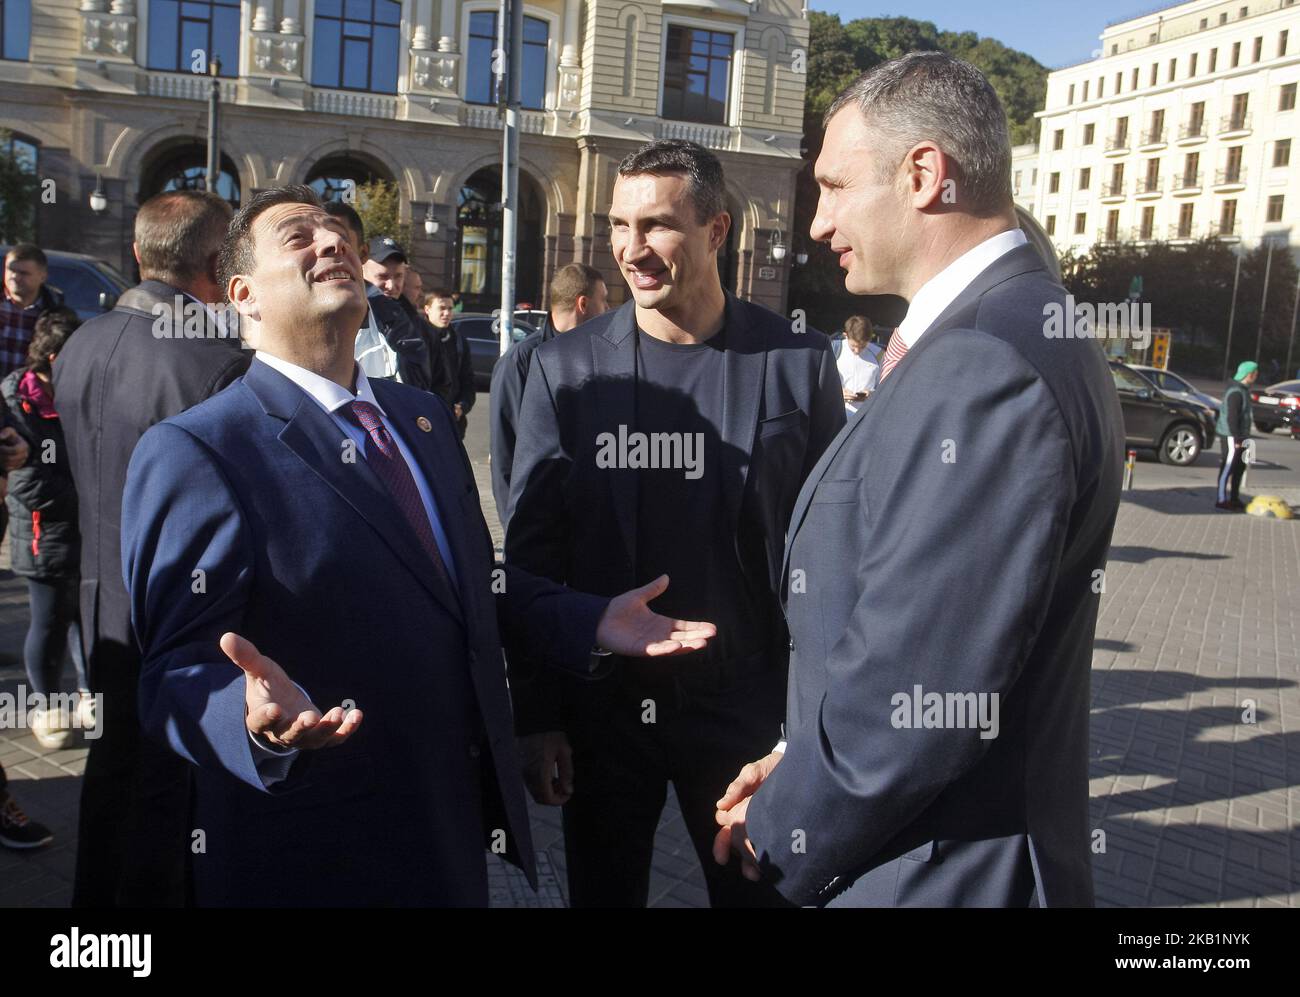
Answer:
[1215,360,1257,511]
[506,140,844,907]
[364,237,449,397]
[2,244,64,379]
[490,262,607,524]
[54,189,250,907]
[423,286,475,438]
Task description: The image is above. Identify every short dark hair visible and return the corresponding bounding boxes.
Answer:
[217,185,321,296]
[617,140,726,224]
[323,199,365,244]
[5,243,47,268]
[843,315,874,346]
[424,286,454,302]
[28,306,80,376]
[549,263,604,314]
[825,51,1013,216]
[134,190,232,286]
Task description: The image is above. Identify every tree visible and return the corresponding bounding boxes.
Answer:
[352,179,409,252]
[789,14,1048,333]
[0,128,38,244]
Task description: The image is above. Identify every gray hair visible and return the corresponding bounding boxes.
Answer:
[134,190,233,286]
[825,52,1012,216]
[617,139,725,224]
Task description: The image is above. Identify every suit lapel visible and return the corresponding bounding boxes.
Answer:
[719,293,767,529]
[592,304,639,567]
[244,360,464,623]
[375,382,479,633]
[781,243,1050,588]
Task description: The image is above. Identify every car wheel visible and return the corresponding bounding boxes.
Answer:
[1159,424,1201,466]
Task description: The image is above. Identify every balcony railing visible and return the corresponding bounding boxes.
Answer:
[1211,220,1242,239]
[1218,112,1253,135]
[1214,166,1247,187]
[1134,176,1163,195]
[1139,127,1167,147]
[1105,133,1131,153]
[146,72,238,102]
[309,89,398,119]
[1095,228,1124,244]
[1171,171,1202,192]
[1132,225,1158,242]
[1168,222,1197,241]
[1100,181,1126,199]
[655,119,733,150]
[1177,120,1206,141]
[460,104,550,133]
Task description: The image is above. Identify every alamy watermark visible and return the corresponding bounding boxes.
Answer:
[151,295,250,348]
[890,684,999,740]
[1043,295,1152,350]
[595,425,704,480]
[0,686,101,739]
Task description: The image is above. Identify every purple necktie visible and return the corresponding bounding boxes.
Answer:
[344,400,455,594]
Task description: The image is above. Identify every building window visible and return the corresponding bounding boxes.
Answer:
[1080,167,1091,190]
[1168,57,1176,80]
[1281,30,1290,57]
[0,132,37,242]
[1110,161,1125,194]
[1149,63,1157,86]
[1266,194,1284,222]
[1177,202,1194,237]
[1231,41,1241,67]
[1224,145,1244,182]
[1053,129,1064,150]
[1140,205,1155,239]
[1049,172,1060,194]
[1082,80,1089,101]
[1115,116,1129,146]
[1189,52,1198,76]
[1131,67,1138,90]
[1083,122,1095,145]
[1031,168,1038,185]
[1115,71,1122,93]
[1229,92,1249,129]
[1106,210,1120,241]
[1067,83,1074,104]
[1,0,31,60]
[141,143,241,206]
[1200,17,1208,29]
[1075,212,1087,235]
[1098,77,1105,99]
[1239,6,1248,17]
[1147,108,1165,144]
[1209,48,1218,72]
[1182,150,1200,186]
[662,25,734,124]
[1187,101,1205,136]
[1281,82,1297,110]
[311,0,401,93]
[1253,36,1262,62]
[305,155,390,203]
[1013,170,1021,194]
[1219,199,1237,235]
[1220,12,1228,24]
[464,10,548,109]
[1275,138,1292,167]
[147,0,240,76]
[1045,215,1056,236]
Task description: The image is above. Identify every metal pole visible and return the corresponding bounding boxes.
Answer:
[1223,249,1242,381]
[498,0,522,357]
[1286,267,1300,380]
[205,57,222,194]
[1254,240,1273,364]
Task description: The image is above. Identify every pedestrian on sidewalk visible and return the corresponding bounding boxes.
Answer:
[1215,360,1257,511]
[3,306,91,750]
[0,763,54,850]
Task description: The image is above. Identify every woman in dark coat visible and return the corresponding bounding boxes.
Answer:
[2,306,88,749]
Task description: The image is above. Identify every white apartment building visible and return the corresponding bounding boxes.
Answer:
[1019,0,1299,260]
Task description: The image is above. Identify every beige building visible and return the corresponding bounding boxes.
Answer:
[1019,0,1299,260]
[0,0,810,312]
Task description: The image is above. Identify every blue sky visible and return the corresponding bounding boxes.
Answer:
[810,0,1170,69]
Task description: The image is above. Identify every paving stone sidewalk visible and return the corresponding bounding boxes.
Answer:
[2,459,1296,908]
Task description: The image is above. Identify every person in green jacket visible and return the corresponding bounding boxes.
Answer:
[1215,360,1258,510]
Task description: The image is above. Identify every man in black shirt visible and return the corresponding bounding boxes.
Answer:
[506,140,844,907]
[423,285,475,438]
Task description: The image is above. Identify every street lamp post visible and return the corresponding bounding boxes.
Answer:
[1222,248,1242,381]
[206,56,222,195]
[498,0,523,357]
[1254,239,1274,365]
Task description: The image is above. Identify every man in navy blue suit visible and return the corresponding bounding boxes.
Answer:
[120,185,715,906]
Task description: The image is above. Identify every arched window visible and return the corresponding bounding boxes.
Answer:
[0,131,38,242]
[311,0,401,94]
[456,167,543,310]
[305,155,392,203]
[140,143,241,206]
[146,0,240,76]
[1,0,31,61]
[465,10,549,110]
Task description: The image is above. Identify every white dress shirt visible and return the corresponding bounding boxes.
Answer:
[354,303,399,380]
[893,228,1028,350]
[244,352,460,783]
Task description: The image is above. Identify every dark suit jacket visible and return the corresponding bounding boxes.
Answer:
[120,359,608,906]
[745,243,1125,907]
[505,293,845,733]
[488,320,554,524]
[53,279,250,669]
[435,324,476,414]
[366,284,450,397]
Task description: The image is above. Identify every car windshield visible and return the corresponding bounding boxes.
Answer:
[1161,372,1192,392]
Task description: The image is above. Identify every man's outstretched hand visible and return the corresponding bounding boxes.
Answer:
[221,632,363,750]
[594,575,716,657]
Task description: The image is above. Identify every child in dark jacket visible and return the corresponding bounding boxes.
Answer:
[2,306,88,750]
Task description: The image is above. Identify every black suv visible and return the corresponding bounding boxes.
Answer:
[2,247,131,322]
[1110,361,1217,465]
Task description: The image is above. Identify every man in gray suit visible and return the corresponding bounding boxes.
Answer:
[713,52,1124,907]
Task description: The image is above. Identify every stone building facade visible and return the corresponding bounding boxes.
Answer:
[0,0,809,313]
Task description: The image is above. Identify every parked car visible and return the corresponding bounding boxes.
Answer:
[1249,379,1300,434]
[451,312,535,388]
[1110,361,1217,466]
[1,246,131,322]
[1129,365,1220,414]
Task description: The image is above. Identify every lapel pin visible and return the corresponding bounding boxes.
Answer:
[416,416,433,432]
